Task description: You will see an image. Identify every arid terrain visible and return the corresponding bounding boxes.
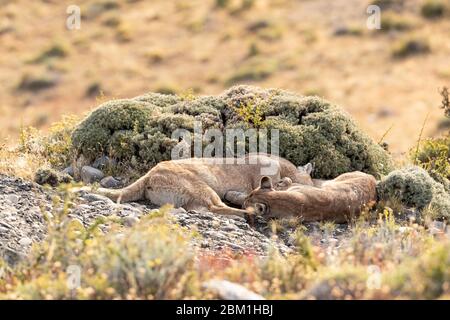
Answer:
[1,0,450,157]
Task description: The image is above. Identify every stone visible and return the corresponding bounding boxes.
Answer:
[100,176,122,188]
[80,193,113,204]
[93,156,115,170]
[81,166,104,184]
[123,216,139,227]
[19,237,32,247]
[62,166,74,177]
[169,207,187,215]
[203,280,265,300]
[6,194,19,205]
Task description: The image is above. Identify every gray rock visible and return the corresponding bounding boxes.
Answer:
[62,166,74,177]
[93,156,115,170]
[81,166,104,184]
[203,280,265,300]
[123,216,139,227]
[0,226,10,234]
[80,193,113,204]
[169,207,187,215]
[6,194,19,205]
[19,237,32,247]
[100,176,122,188]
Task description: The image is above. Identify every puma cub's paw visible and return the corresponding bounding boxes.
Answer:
[244,211,256,227]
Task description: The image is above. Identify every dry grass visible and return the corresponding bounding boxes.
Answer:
[0,193,448,299]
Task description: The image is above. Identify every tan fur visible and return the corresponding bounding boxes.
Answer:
[245,172,377,223]
[89,153,313,217]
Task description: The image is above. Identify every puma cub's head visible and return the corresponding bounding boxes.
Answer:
[244,176,275,215]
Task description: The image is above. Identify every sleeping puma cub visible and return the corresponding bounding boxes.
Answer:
[244,172,377,223]
[87,153,314,217]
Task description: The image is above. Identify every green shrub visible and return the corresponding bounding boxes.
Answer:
[415,136,450,181]
[71,85,393,179]
[380,13,413,32]
[392,37,431,58]
[414,87,450,193]
[377,166,450,219]
[29,42,69,64]
[34,167,72,186]
[421,0,449,19]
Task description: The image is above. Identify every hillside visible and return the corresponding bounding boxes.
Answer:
[1,0,450,157]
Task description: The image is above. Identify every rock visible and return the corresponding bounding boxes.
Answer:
[100,176,122,188]
[62,166,74,177]
[169,207,187,215]
[0,221,13,229]
[6,194,19,205]
[0,226,10,234]
[203,280,265,300]
[93,156,115,170]
[80,192,113,204]
[19,237,32,247]
[81,166,104,184]
[429,220,446,235]
[123,216,139,227]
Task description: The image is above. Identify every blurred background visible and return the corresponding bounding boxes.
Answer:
[1,0,450,158]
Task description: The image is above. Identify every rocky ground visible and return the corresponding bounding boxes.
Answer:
[0,174,355,265]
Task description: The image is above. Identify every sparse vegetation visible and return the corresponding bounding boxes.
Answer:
[227,58,279,84]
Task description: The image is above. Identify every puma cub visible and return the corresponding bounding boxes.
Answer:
[244,172,377,223]
[88,153,314,217]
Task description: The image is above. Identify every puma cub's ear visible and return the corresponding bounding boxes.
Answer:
[260,176,273,189]
[298,163,314,175]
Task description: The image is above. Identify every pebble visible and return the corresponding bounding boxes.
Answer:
[19,237,32,247]
[6,194,19,204]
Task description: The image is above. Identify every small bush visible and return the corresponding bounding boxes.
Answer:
[380,13,413,32]
[34,167,72,186]
[215,0,230,8]
[226,58,279,84]
[29,43,69,64]
[17,73,58,92]
[377,166,450,219]
[71,85,393,179]
[421,0,449,19]
[392,37,431,58]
